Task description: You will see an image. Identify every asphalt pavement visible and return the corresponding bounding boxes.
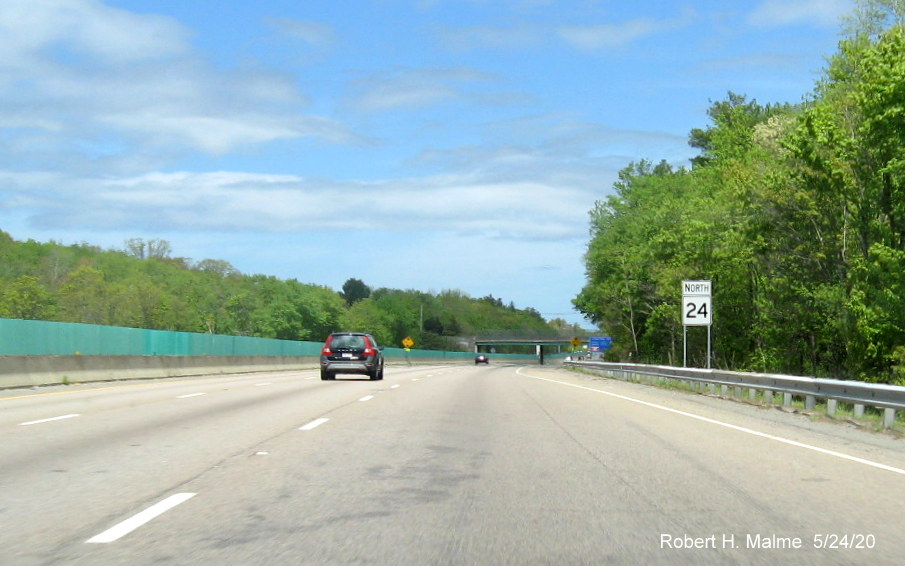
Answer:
[2,363,903,565]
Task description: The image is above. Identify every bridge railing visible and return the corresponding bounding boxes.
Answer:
[564,360,905,429]
[473,329,585,341]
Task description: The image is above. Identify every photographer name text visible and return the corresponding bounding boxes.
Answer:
[660,533,876,551]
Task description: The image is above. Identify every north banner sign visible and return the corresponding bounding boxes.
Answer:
[683,280,711,296]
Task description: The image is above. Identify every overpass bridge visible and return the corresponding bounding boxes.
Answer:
[470,330,588,364]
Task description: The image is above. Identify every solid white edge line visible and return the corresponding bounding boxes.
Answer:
[299,417,329,431]
[19,414,80,426]
[517,369,905,477]
[86,493,196,544]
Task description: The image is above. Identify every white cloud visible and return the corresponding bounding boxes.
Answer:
[748,0,853,28]
[2,165,595,241]
[265,18,336,48]
[0,0,191,66]
[437,23,544,51]
[347,66,497,113]
[557,11,694,50]
[0,0,355,166]
[100,112,355,155]
[439,10,695,53]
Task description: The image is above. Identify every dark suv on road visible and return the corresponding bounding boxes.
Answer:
[320,332,384,381]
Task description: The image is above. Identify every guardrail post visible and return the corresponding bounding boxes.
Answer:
[827,399,837,416]
[721,385,728,396]
[884,408,896,429]
[748,388,757,402]
[805,395,816,410]
[764,390,773,405]
[783,393,792,406]
[854,404,865,418]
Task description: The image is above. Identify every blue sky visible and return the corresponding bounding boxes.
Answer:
[0,0,854,327]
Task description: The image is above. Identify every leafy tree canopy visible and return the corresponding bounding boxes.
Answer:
[341,278,371,305]
[575,3,905,383]
[0,234,566,351]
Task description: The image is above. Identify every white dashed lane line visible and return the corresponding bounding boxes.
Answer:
[18,414,80,426]
[296,375,420,430]
[85,379,407,543]
[176,393,207,399]
[299,418,329,431]
[86,493,196,544]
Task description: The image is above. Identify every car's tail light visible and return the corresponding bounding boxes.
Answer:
[363,336,376,356]
[321,336,333,355]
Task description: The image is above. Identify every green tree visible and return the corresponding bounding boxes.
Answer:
[194,258,239,278]
[784,23,905,377]
[125,238,172,260]
[341,278,371,305]
[55,265,110,324]
[225,292,255,335]
[339,298,393,345]
[0,275,52,320]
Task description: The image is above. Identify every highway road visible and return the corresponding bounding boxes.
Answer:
[2,363,904,565]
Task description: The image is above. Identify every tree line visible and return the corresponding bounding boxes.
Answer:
[575,1,905,383]
[0,232,571,350]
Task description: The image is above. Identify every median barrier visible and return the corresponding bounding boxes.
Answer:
[0,355,322,389]
[0,352,530,389]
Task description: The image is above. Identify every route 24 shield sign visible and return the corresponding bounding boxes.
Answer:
[682,280,711,326]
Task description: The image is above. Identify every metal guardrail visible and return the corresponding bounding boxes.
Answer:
[563,360,905,428]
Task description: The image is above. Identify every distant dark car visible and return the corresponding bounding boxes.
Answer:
[475,354,489,365]
[320,332,384,381]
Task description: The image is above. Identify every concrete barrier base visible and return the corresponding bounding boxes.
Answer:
[0,355,319,389]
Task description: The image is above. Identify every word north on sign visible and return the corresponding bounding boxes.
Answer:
[682,280,712,326]
[683,280,711,296]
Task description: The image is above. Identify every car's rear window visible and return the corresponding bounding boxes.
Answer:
[331,335,366,348]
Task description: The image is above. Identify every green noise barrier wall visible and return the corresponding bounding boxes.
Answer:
[0,318,532,361]
[0,318,322,356]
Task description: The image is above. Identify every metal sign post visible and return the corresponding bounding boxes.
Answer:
[682,280,712,368]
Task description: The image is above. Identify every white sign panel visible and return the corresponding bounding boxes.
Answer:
[682,280,712,326]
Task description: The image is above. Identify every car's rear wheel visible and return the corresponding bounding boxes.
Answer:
[320,369,334,380]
